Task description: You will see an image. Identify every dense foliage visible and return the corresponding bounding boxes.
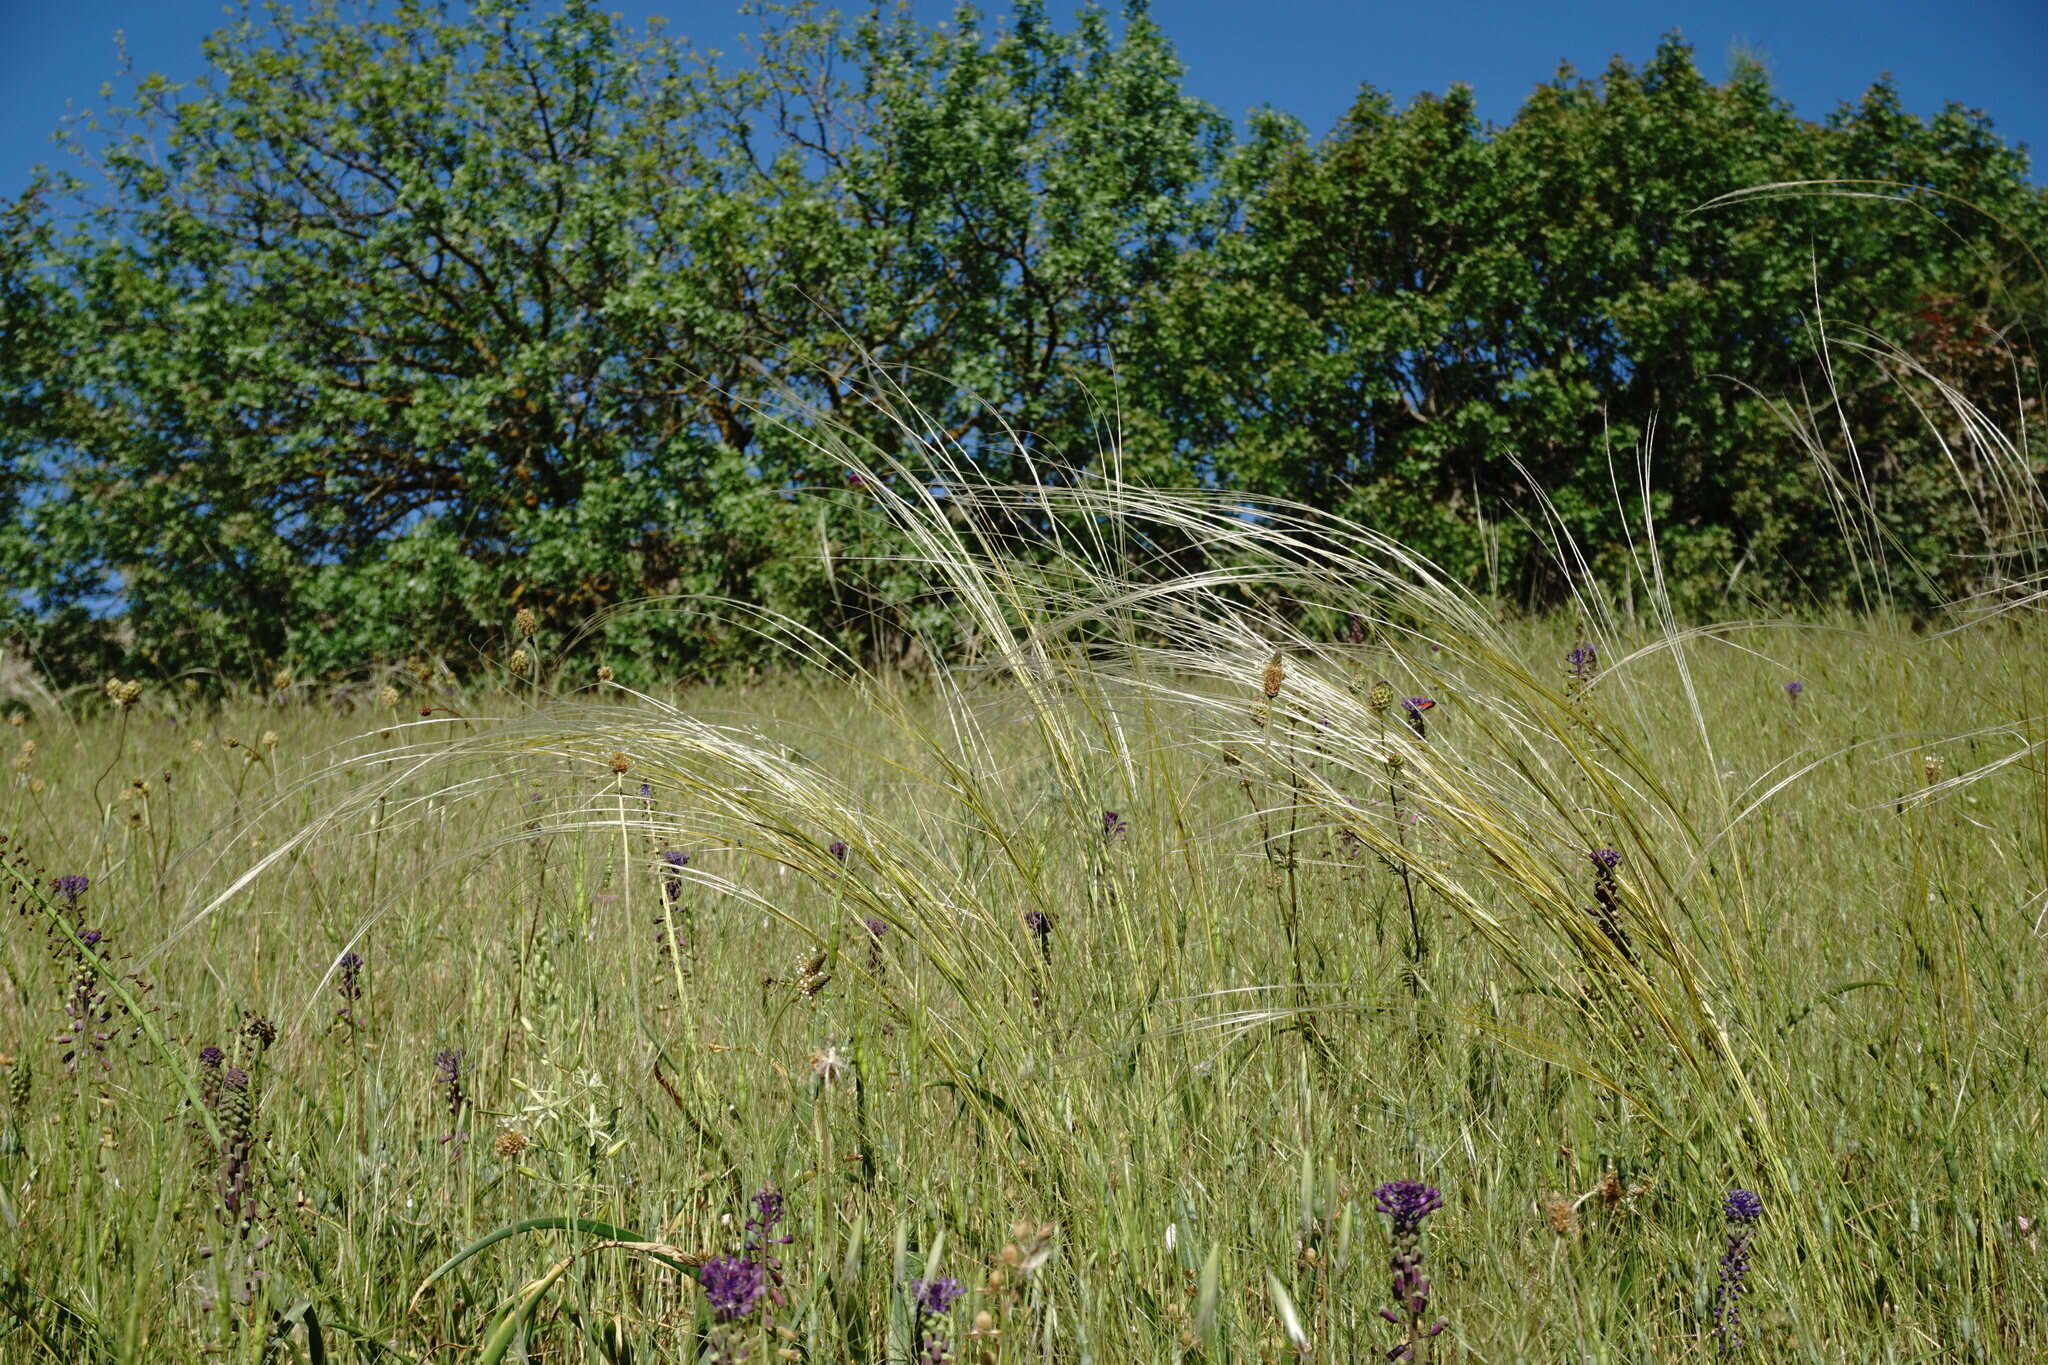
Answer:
[1,0,2042,688]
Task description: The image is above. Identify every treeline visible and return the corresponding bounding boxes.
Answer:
[2,0,2042,689]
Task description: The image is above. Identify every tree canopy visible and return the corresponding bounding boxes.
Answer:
[3,1,2042,689]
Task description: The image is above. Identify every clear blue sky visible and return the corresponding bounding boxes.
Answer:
[3,0,2044,198]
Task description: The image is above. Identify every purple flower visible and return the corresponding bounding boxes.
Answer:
[1714,1190,1764,1351]
[661,848,690,868]
[1783,680,1804,700]
[912,1276,965,1316]
[79,928,103,948]
[699,1255,765,1321]
[1566,643,1597,680]
[50,874,88,904]
[1588,848,1623,873]
[638,782,652,799]
[863,916,887,939]
[1374,1180,1444,1236]
[1375,1181,1449,1360]
[1101,810,1129,839]
[223,1066,249,1091]
[828,840,849,863]
[199,1045,225,1067]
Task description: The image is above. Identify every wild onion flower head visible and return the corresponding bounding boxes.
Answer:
[912,1276,966,1315]
[1783,679,1804,700]
[51,874,88,905]
[1101,809,1129,839]
[699,1255,765,1321]
[1374,1180,1444,1235]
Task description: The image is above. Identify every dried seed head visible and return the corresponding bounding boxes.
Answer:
[1260,653,1286,700]
[1922,753,1945,784]
[109,679,143,708]
[508,648,532,677]
[378,685,400,709]
[596,665,614,682]
[261,730,280,751]
[271,669,293,692]
[514,606,539,638]
[494,1129,529,1159]
[1544,1194,1575,1236]
[809,1045,849,1086]
[606,750,632,775]
[1368,680,1394,714]
[1598,1170,1623,1208]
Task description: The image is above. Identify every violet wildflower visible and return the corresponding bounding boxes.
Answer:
[1586,848,1633,962]
[1401,697,1436,738]
[1713,1189,1764,1352]
[1783,680,1804,701]
[910,1277,966,1361]
[432,1048,467,1146]
[699,1254,765,1321]
[638,782,652,799]
[864,916,888,974]
[1374,1180,1448,1363]
[1101,810,1129,839]
[658,848,690,908]
[50,874,88,906]
[746,1184,793,1298]
[828,840,849,864]
[334,952,363,1023]
[1566,642,1598,683]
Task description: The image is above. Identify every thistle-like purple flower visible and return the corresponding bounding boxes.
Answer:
[1375,1181,1448,1362]
[1714,1189,1764,1352]
[700,1255,765,1321]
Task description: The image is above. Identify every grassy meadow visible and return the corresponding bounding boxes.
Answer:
[2,473,2047,1363]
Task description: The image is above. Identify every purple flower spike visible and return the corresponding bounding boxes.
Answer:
[1724,1189,1763,1223]
[912,1276,966,1316]
[199,1045,225,1067]
[700,1255,765,1321]
[51,874,89,904]
[1374,1180,1444,1234]
[1588,848,1623,873]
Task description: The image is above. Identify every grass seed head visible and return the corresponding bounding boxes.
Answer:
[1261,652,1286,700]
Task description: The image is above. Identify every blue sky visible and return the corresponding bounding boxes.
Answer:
[3,0,2044,197]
